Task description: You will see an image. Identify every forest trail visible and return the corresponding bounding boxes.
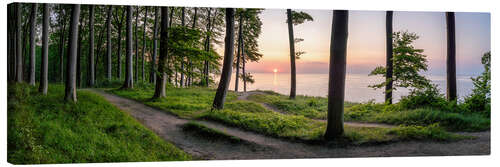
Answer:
[237,91,396,128]
[87,89,490,160]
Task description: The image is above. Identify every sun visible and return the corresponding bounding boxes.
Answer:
[273,68,278,73]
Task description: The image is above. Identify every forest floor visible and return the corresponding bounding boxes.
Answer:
[88,89,490,160]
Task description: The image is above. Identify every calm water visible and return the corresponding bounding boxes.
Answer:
[227,73,474,103]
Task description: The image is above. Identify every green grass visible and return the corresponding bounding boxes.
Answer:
[248,92,490,132]
[106,86,471,145]
[247,91,358,120]
[8,84,191,164]
[109,86,237,118]
[181,121,243,143]
[344,103,490,132]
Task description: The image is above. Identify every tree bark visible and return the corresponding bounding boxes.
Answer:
[142,7,148,82]
[59,6,67,83]
[324,10,349,140]
[15,3,23,83]
[188,7,198,86]
[88,5,95,87]
[135,7,139,82]
[28,4,38,85]
[180,7,185,87]
[446,12,457,101]
[153,7,169,98]
[242,36,246,92]
[77,14,82,88]
[122,6,134,89]
[116,9,125,79]
[203,8,212,87]
[385,11,393,104]
[39,4,49,94]
[64,4,81,102]
[7,4,12,81]
[150,7,159,84]
[106,6,112,80]
[235,12,243,92]
[212,8,235,110]
[287,9,296,99]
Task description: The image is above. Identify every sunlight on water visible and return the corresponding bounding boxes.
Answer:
[228,73,474,103]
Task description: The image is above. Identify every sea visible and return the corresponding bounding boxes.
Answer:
[227,72,475,103]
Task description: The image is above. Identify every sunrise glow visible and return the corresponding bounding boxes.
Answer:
[273,68,278,73]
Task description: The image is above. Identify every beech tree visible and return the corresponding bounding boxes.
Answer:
[122,6,134,89]
[28,3,38,86]
[385,11,394,104]
[325,10,349,140]
[88,5,95,87]
[286,9,313,99]
[212,8,235,110]
[150,7,159,84]
[153,7,169,98]
[446,12,457,101]
[15,3,23,83]
[106,6,112,80]
[64,4,81,102]
[141,7,148,81]
[39,4,49,94]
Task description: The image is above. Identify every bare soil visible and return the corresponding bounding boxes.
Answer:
[88,89,490,160]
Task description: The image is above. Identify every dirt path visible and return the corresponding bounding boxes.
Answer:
[238,91,396,128]
[87,89,490,160]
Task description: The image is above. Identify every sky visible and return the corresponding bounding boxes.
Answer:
[235,9,490,76]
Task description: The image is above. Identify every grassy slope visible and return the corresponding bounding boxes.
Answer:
[8,84,191,164]
[248,92,490,132]
[109,87,467,144]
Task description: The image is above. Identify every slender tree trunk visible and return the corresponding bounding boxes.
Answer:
[385,11,393,104]
[88,5,95,87]
[212,8,235,110]
[22,22,30,82]
[39,4,49,94]
[203,8,212,87]
[446,12,457,101]
[150,7,159,84]
[142,7,148,82]
[7,4,12,81]
[94,28,105,84]
[117,9,125,79]
[65,4,81,102]
[235,13,243,92]
[122,6,134,89]
[106,6,112,80]
[188,7,198,86]
[153,7,169,98]
[286,9,296,99]
[59,6,67,83]
[15,3,23,83]
[242,37,246,92]
[180,7,185,87]
[324,10,349,140]
[77,15,82,88]
[135,7,139,82]
[28,4,38,85]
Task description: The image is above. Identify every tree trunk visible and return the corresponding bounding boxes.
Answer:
[77,15,82,88]
[385,11,393,104]
[64,4,81,102]
[39,4,49,94]
[135,7,139,82]
[88,5,95,87]
[153,7,169,98]
[235,12,243,92]
[203,8,212,87]
[150,7,159,84]
[117,9,125,79]
[122,6,134,89]
[180,7,185,87]
[59,6,67,83]
[95,27,105,84]
[15,3,23,83]
[188,7,198,86]
[212,8,235,110]
[446,12,457,101]
[106,6,112,80]
[7,4,12,81]
[242,36,246,92]
[142,7,148,82]
[286,9,296,99]
[28,4,38,86]
[324,10,349,140]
